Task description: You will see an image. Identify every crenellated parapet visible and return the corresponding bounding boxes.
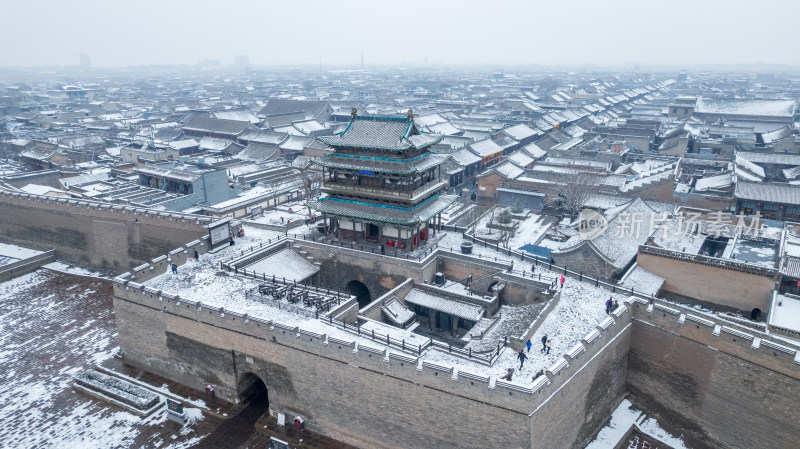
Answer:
[115,237,209,285]
[630,297,800,379]
[113,274,637,414]
[0,190,214,227]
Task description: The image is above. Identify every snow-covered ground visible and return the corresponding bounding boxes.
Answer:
[249,201,311,226]
[585,399,689,449]
[0,269,208,449]
[44,261,108,278]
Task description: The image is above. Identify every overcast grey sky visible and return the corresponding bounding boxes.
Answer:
[2,0,798,68]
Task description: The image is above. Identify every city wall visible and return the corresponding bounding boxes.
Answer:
[111,240,638,449]
[290,240,439,299]
[0,191,212,271]
[110,235,800,449]
[627,300,800,449]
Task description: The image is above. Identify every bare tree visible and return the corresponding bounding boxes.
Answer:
[299,169,322,217]
[544,169,603,219]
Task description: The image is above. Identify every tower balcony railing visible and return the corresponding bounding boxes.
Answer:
[321,179,447,201]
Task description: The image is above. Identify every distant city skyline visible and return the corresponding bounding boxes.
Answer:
[2,0,799,68]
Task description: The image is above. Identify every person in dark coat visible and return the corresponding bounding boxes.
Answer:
[526,339,532,353]
[605,297,612,314]
[540,334,548,352]
[229,236,235,246]
[517,350,528,369]
[194,249,199,261]
[171,263,178,274]
[533,369,545,381]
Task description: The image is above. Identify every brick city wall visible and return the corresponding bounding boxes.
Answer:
[290,240,439,299]
[113,238,800,449]
[0,191,212,271]
[111,243,640,449]
[627,300,800,449]
[637,251,775,312]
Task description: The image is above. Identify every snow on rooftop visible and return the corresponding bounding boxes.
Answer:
[695,97,796,118]
[769,294,800,333]
[0,242,45,261]
[206,185,271,209]
[506,214,554,249]
[649,219,707,255]
[619,266,664,297]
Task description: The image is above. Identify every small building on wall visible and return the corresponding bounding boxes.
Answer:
[307,110,457,251]
[135,162,242,206]
[497,187,544,211]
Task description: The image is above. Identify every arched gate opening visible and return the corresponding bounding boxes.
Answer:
[346,280,372,308]
[237,372,269,409]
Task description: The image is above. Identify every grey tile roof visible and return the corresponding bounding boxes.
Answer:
[259,99,329,118]
[238,130,289,145]
[735,182,800,206]
[404,288,483,321]
[468,138,504,157]
[737,152,800,166]
[238,143,281,162]
[183,116,253,135]
[450,148,482,166]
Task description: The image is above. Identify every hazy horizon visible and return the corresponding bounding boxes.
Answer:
[2,0,799,68]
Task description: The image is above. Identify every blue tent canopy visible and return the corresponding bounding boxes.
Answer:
[518,244,552,262]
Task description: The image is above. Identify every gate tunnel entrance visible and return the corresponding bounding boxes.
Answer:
[237,372,269,409]
[346,280,371,308]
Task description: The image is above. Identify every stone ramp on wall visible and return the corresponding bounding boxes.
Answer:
[243,248,320,283]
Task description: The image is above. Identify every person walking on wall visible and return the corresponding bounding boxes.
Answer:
[546,338,552,355]
[526,339,532,353]
[194,249,199,261]
[517,350,528,369]
[171,263,178,274]
[560,274,565,288]
[605,296,613,314]
[229,236,235,246]
[540,334,548,352]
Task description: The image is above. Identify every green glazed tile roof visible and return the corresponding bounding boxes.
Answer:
[306,194,457,226]
[317,116,443,151]
[312,153,449,175]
